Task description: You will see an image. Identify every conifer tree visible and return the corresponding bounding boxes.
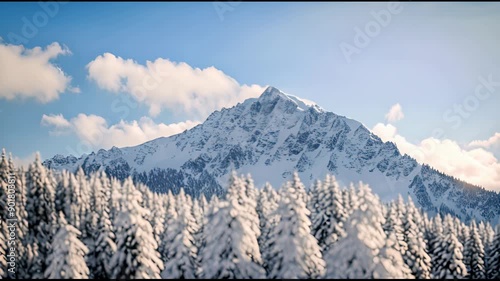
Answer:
[267,178,325,279]
[44,213,89,279]
[109,178,163,279]
[25,153,57,278]
[464,221,486,279]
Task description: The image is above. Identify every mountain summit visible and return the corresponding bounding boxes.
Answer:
[43,86,500,223]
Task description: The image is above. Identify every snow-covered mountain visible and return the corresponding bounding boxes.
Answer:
[43,86,500,224]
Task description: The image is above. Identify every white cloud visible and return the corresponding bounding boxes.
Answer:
[41,113,200,149]
[469,132,500,149]
[385,103,405,123]
[0,42,77,103]
[86,53,266,119]
[372,122,500,191]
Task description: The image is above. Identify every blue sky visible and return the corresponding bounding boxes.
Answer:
[0,2,499,190]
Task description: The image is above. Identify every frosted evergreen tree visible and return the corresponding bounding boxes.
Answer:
[379,232,414,279]
[76,168,93,251]
[225,172,263,265]
[87,172,116,279]
[428,214,444,269]
[158,190,177,265]
[62,173,80,230]
[55,171,69,216]
[290,171,308,204]
[150,192,166,246]
[325,183,408,278]
[386,195,408,257]
[244,174,259,205]
[256,183,279,272]
[109,178,163,279]
[484,223,496,279]
[487,225,500,279]
[403,201,431,279]
[312,175,346,252]
[109,177,122,223]
[464,221,486,279]
[191,196,204,252]
[431,215,467,279]
[200,182,265,279]
[308,179,321,221]
[348,183,360,213]
[83,173,102,277]
[160,189,198,279]
[267,178,325,279]
[44,213,89,279]
[25,153,57,278]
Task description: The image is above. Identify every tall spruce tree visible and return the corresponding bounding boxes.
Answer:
[267,177,325,279]
[44,213,89,279]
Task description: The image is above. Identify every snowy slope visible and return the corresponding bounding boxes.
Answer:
[43,86,500,224]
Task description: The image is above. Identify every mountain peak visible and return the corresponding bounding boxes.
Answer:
[258,86,323,112]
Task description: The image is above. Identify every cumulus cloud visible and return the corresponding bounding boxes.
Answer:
[469,132,500,149]
[385,103,405,123]
[41,113,200,149]
[371,122,500,191]
[0,42,77,103]
[86,53,266,119]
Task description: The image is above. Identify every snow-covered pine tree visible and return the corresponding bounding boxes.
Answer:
[256,182,279,272]
[348,182,360,212]
[487,225,500,279]
[25,153,57,278]
[431,215,467,279]
[158,190,177,264]
[290,171,308,204]
[267,178,325,279]
[225,172,263,265]
[403,200,431,279]
[76,168,94,252]
[109,177,122,223]
[200,177,265,279]
[191,195,204,252]
[109,178,163,279]
[92,183,116,279]
[308,179,321,228]
[312,175,346,252]
[428,214,444,269]
[54,170,69,216]
[86,172,116,279]
[464,221,486,279]
[324,183,408,278]
[150,192,166,247]
[244,174,259,205]
[160,188,198,279]
[377,232,414,279]
[484,223,496,279]
[83,173,103,278]
[44,212,89,279]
